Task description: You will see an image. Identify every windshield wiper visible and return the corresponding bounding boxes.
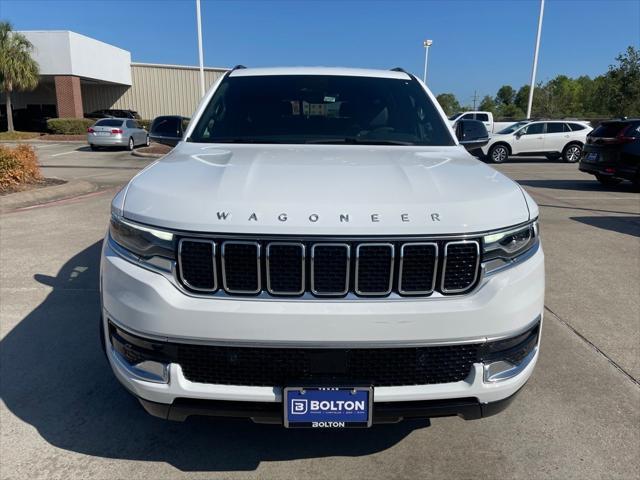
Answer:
[306,138,414,146]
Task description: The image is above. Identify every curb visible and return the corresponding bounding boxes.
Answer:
[0,179,98,212]
[131,149,165,158]
[0,139,86,144]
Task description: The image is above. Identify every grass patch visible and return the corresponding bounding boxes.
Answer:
[0,144,41,192]
[0,131,41,141]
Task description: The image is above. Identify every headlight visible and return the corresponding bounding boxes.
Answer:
[109,214,175,260]
[483,220,538,269]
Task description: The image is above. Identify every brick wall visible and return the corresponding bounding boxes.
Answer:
[54,75,83,118]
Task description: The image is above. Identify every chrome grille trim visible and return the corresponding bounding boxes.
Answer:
[265,242,305,296]
[177,238,217,292]
[310,243,350,296]
[354,243,395,296]
[221,241,261,294]
[398,242,438,295]
[441,240,480,294]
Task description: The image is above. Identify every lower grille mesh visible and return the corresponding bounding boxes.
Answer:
[176,343,481,387]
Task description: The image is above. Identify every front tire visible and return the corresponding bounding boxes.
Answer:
[489,144,509,163]
[127,137,134,151]
[595,174,622,186]
[563,143,582,163]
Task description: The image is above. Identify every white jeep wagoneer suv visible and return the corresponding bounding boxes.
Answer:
[101,66,544,428]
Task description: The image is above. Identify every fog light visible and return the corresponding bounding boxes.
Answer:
[111,348,170,383]
[481,319,540,383]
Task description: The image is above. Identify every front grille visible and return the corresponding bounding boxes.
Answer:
[176,343,481,387]
[178,236,481,298]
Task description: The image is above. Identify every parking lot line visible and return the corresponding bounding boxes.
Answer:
[50,150,79,157]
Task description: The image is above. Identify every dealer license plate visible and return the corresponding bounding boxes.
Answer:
[586,152,599,162]
[284,386,372,428]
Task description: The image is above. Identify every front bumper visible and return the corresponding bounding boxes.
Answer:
[101,236,544,422]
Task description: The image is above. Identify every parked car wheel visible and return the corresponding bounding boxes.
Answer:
[127,137,134,151]
[89,144,98,151]
[595,174,623,186]
[489,144,509,163]
[563,143,582,163]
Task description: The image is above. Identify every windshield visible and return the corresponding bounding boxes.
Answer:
[448,112,463,121]
[497,121,530,134]
[189,75,455,146]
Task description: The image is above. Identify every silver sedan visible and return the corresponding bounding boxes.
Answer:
[87,118,149,151]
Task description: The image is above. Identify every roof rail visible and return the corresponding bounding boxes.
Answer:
[231,65,247,71]
[390,67,408,73]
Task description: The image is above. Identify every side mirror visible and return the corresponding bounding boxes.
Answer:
[456,119,490,151]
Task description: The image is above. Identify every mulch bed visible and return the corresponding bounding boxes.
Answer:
[136,143,173,155]
[0,177,66,196]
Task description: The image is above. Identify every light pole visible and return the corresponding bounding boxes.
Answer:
[526,0,545,119]
[423,39,433,84]
[196,0,205,98]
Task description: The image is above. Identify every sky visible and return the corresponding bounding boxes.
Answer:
[1,0,638,105]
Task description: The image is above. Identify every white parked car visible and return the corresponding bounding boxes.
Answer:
[448,111,517,134]
[101,67,544,428]
[481,120,592,163]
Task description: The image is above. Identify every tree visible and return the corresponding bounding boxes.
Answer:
[0,22,39,132]
[514,85,530,114]
[478,95,496,113]
[436,93,461,116]
[495,85,515,106]
[604,46,640,116]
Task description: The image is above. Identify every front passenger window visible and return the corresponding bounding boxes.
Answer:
[523,123,544,135]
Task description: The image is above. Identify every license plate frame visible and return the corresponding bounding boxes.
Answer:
[284,386,373,428]
[586,152,598,162]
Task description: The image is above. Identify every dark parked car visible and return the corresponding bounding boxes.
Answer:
[149,115,190,146]
[579,118,640,188]
[85,109,141,120]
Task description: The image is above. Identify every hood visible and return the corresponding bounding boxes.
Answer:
[121,143,531,235]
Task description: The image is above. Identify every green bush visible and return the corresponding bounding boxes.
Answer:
[47,118,94,135]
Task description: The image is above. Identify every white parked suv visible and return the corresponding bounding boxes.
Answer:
[101,67,545,428]
[482,120,592,163]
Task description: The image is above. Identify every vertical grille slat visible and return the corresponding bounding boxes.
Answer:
[355,243,394,296]
[266,243,305,295]
[221,241,261,294]
[442,241,480,293]
[311,244,350,296]
[178,239,217,291]
[399,243,438,295]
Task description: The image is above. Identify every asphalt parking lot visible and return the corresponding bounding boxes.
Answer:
[1,144,638,479]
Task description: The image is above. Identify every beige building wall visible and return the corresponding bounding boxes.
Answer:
[82,63,227,119]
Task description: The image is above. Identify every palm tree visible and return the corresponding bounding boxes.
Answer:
[0,22,39,132]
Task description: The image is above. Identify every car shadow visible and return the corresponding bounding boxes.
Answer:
[0,241,424,472]
[571,216,640,237]
[518,179,638,193]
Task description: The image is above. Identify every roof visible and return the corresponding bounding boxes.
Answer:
[228,66,412,80]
